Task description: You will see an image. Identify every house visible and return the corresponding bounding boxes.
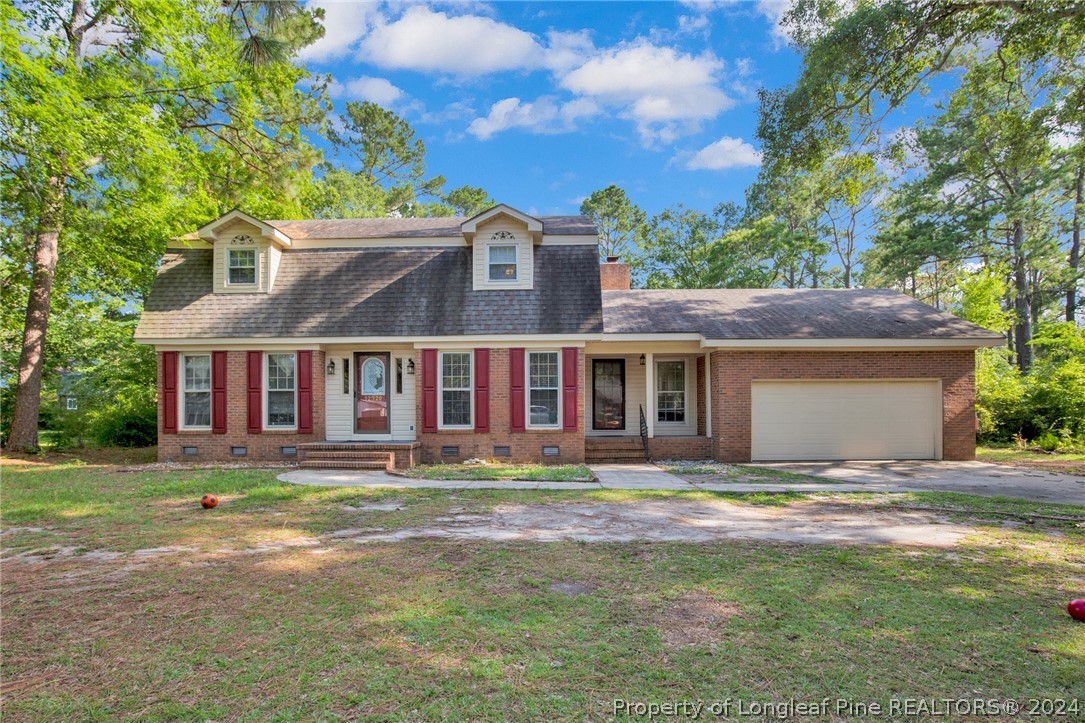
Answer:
[134,205,1003,469]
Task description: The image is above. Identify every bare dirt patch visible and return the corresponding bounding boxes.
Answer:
[657,590,742,648]
[342,498,975,547]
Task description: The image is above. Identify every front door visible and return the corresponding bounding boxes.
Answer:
[592,359,625,431]
[355,353,390,434]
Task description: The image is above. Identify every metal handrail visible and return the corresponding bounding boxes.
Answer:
[639,405,651,462]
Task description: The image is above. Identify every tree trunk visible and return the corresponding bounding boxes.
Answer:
[1011,219,1033,372]
[1068,165,1082,323]
[7,188,64,450]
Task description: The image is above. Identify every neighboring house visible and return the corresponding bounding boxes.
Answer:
[58,373,84,412]
[134,205,1003,469]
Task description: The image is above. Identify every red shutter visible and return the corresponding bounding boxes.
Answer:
[474,348,489,433]
[562,347,578,431]
[510,348,525,432]
[212,351,227,434]
[247,351,262,434]
[297,350,313,434]
[421,348,438,433]
[162,351,178,434]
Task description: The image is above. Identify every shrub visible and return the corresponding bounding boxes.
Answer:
[91,396,157,448]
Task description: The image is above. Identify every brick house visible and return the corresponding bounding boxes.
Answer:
[134,206,1002,469]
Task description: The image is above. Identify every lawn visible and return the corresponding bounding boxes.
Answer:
[403,462,594,482]
[657,459,842,483]
[2,458,1083,720]
[978,445,1085,476]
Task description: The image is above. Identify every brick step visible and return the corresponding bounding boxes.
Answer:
[586,439,644,449]
[586,452,646,462]
[303,450,392,460]
[300,459,389,470]
[299,443,416,451]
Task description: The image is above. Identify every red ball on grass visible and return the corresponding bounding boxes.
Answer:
[1069,599,1085,622]
[201,494,218,510]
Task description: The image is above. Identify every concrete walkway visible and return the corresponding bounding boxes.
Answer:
[756,461,1085,505]
[278,464,882,494]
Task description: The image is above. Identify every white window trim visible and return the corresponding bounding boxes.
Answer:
[264,352,298,430]
[486,243,518,283]
[526,350,562,429]
[180,353,212,430]
[655,357,688,426]
[437,351,474,430]
[66,397,78,411]
[226,247,258,287]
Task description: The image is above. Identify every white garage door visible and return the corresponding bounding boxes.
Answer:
[751,380,941,461]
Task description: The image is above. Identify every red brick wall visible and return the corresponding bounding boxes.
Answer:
[649,436,711,460]
[599,262,630,290]
[416,347,586,464]
[157,350,325,462]
[709,349,976,462]
[696,355,707,437]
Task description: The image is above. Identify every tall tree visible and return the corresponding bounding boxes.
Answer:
[758,0,1085,169]
[634,204,740,289]
[579,185,647,261]
[810,154,886,288]
[2,0,325,450]
[445,186,495,217]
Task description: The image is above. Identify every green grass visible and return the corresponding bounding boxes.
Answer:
[2,461,1083,721]
[977,445,1085,475]
[403,462,594,482]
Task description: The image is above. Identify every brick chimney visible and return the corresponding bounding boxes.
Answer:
[600,255,630,290]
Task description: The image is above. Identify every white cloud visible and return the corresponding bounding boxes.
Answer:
[467,96,600,140]
[328,76,405,106]
[543,29,595,73]
[360,6,543,75]
[298,0,375,61]
[676,13,711,38]
[684,136,762,170]
[559,41,733,144]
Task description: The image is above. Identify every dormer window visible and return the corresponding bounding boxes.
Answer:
[227,246,256,285]
[488,232,518,281]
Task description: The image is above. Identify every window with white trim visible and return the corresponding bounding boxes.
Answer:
[266,353,297,428]
[182,354,212,428]
[656,360,686,423]
[66,397,78,411]
[528,351,559,427]
[488,243,517,281]
[227,248,257,285]
[439,352,472,428]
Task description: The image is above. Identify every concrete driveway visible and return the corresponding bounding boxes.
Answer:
[753,461,1085,505]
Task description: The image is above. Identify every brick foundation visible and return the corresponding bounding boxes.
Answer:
[709,349,976,462]
[648,435,712,460]
[157,350,325,463]
[416,347,586,464]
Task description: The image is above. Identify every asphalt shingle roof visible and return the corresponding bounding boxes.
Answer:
[602,289,1003,340]
[136,246,603,339]
[263,215,596,240]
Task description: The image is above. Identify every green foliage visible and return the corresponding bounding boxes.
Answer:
[445,186,495,216]
[955,266,1014,334]
[634,203,739,288]
[976,324,1085,445]
[579,185,647,260]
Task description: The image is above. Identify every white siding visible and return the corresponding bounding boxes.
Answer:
[472,217,534,290]
[212,219,271,294]
[323,348,417,441]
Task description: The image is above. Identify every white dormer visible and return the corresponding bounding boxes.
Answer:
[196,210,292,294]
[463,205,539,291]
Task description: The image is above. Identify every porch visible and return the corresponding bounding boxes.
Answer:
[298,441,420,470]
[583,346,713,463]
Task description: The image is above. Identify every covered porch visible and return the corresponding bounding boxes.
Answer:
[583,342,713,462]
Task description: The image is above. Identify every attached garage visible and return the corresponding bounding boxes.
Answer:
[751,380,942,461]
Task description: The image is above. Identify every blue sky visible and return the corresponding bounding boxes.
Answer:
[299,1,800,217]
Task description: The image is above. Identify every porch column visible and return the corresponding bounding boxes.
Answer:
[644,352,654,438]
[704,351,712,437]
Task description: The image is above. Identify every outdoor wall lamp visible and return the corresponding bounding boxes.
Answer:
[326,359,336,374]
[639,354,646,366]
[406,358,416,374]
